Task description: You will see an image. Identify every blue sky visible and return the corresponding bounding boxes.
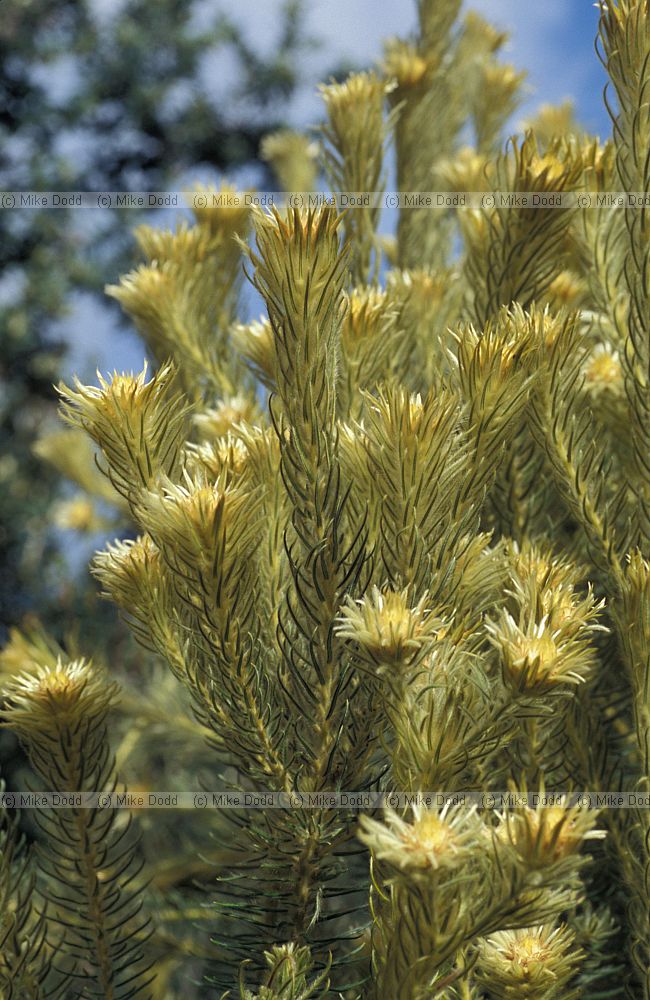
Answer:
[61,0,613,377]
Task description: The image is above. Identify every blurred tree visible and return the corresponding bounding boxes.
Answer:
[0,0,315,639]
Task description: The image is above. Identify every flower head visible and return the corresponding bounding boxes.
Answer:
[486,612,598,693]
[231,318,277,388]
[544,269,588,310]
[320,72,390,134]
[359,802,483,876]
[336,586,439,666]
[499,797,605,869]
[53,495,102,532]
[58,362,189,503]
[189,183,250,241]
[260,129,319,193]
[383,39,428,88]
[583,343,623,396]
[193,394,261,441]
[2,660,115,743]
[341,287,395,350]
[187,434,250,485]
[438,146,494,193]
[476,924,582,997]
[486,549,607,695]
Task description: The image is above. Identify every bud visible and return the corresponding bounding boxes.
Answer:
[260,129,319,193]
[187,434,250,484]
[58,362,189,504]
[193,394,261,441]
[189,183,250,242]
[231,318,277,389]
[383,39,428,89]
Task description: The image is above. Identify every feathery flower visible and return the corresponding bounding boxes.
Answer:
[359,802,484,876]
[260,129,319,193]
[1,659,115,745]
[383,39,429,88]
[476,924,582,997]
[486,612,598,693]
[335,586,439,666]
[193,394,261,440]
[583,343,623,395]
[499,799,605,868]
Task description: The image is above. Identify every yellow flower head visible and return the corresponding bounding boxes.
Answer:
[342,287,394,349]
[480,62,526,103]
[528,101,576,145]
[231,318,277,387]
[463,11,509,54]
[527,151,571,188]
[383,39,428,88]
[544,269,588,310]
[247,203,346,339]
[53,496,100,532]
[476,924,582,996]
[336,586,438,666]
[58,362,189,503]
[487,545,607,696]
[193,394,261,441]
[579,137,616,191]
[261,943,314,994]
[387,268,449,313]
[188,434,250,484]
[486,612,597,693]
[2,659,114,738]
[190,183,250,241]
[583,343,623,394]
[508,134,582,196]
[260,129,319,193]
[93,533,161,608]
[358,802,483,876]
[500,798,605,868]
[320,72,390,133]
[437,146,493,193]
